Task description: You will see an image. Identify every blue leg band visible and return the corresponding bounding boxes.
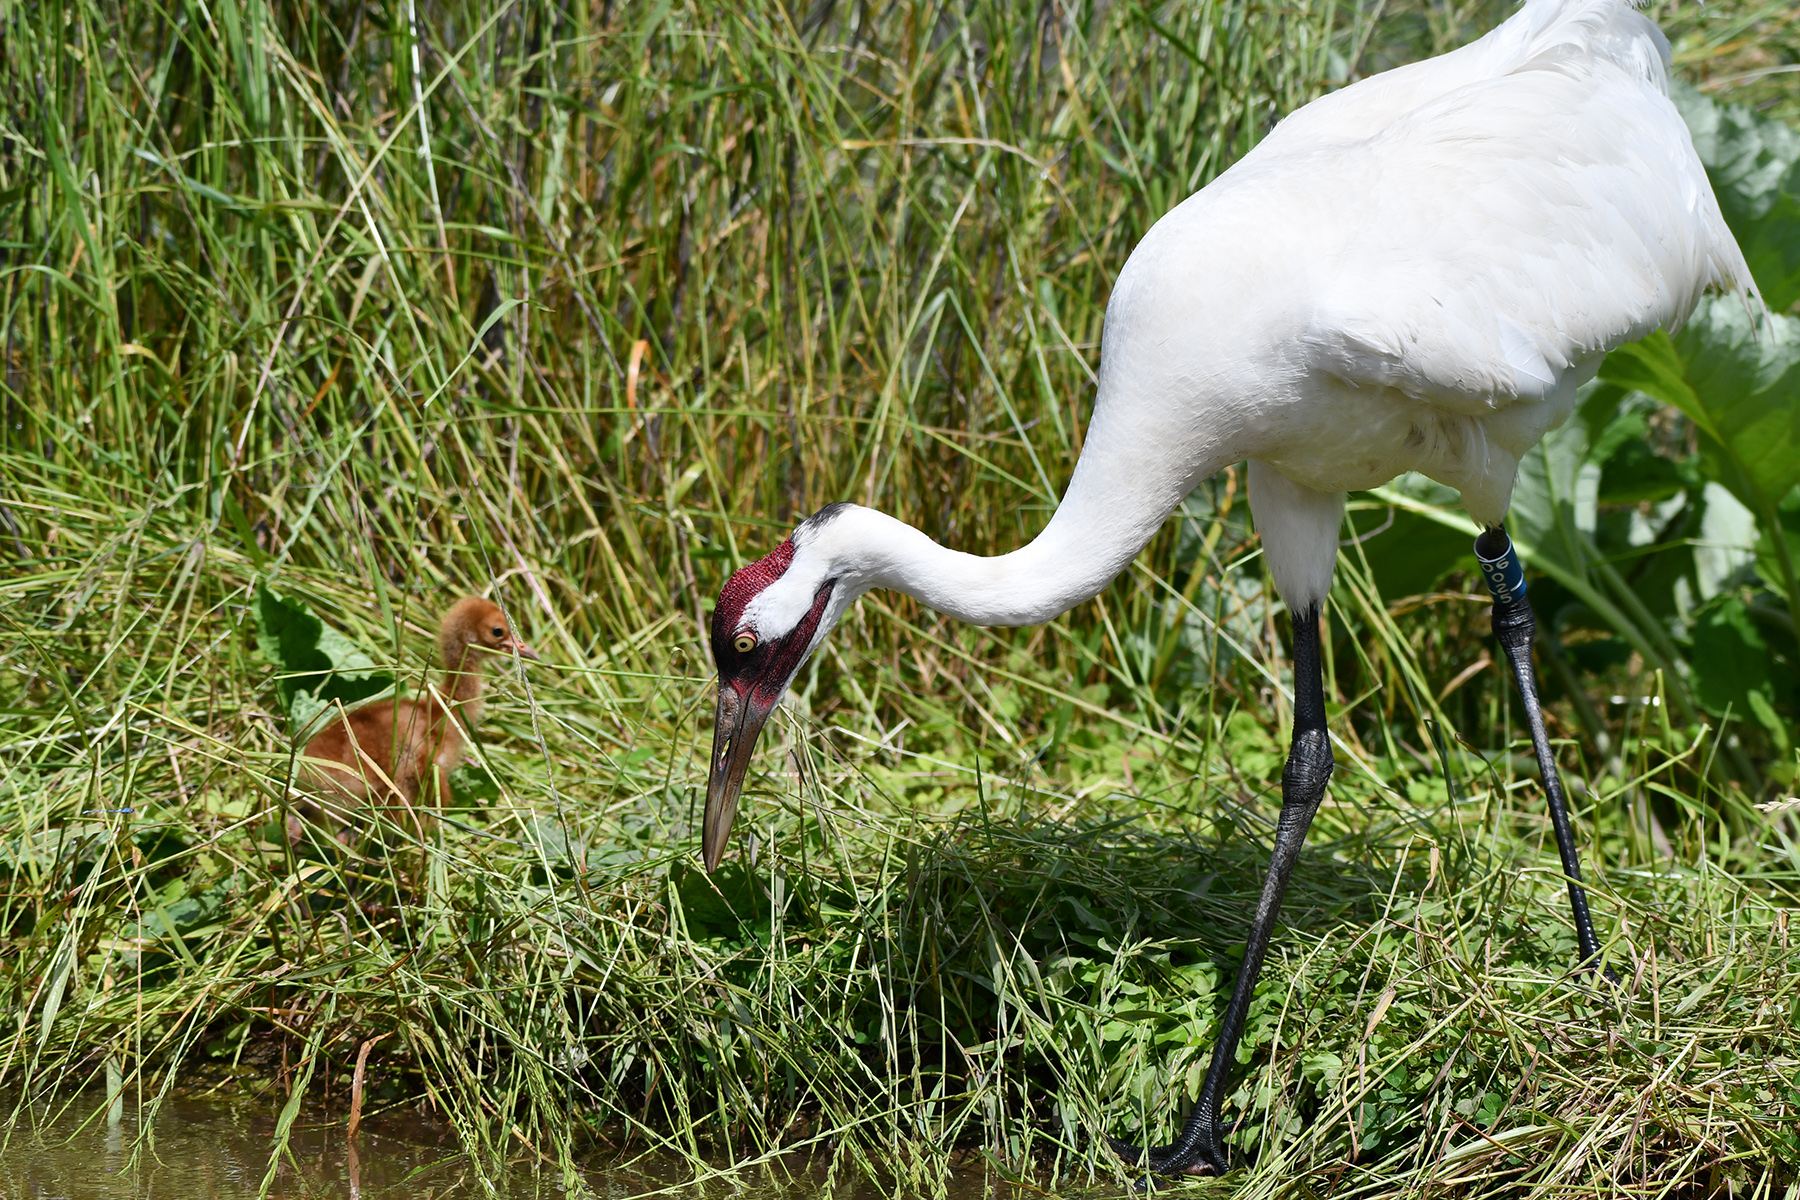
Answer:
[1476,531,1527,606]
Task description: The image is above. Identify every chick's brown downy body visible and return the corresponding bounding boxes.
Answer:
[296,598,537,840]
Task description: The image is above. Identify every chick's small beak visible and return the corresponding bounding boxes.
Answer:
[503,637,540,661]
[703,685,776,872]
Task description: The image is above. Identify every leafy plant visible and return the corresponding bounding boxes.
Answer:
[253,582,396,740]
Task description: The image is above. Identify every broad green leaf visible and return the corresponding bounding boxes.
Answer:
[1695,484,1761,602]
[1508,418,1598,581]
[1602,300,1800,522]
[1600,300,1800,628]
[1596,330,1696,417]
[1675,82,1800,313]
[1687,596,1783,743]
[1608,494,1700,622]
[1672,300,1800,511]
[253,583,396,740]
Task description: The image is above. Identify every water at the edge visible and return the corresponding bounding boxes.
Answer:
[0,1092,1037,1199]
[2,1091,530,1199]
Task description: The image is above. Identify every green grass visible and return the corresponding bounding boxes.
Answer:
[2,0,1799,1194]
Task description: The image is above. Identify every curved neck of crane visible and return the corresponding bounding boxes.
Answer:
[812,377,1232,627]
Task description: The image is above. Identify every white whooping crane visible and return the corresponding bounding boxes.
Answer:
[700,0,1753,1176]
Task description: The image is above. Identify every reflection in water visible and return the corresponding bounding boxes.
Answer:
[0,1092,477,1199]
[0,1093,1022,1199]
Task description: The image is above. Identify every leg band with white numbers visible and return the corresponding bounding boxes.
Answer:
[1475,532,1527,605]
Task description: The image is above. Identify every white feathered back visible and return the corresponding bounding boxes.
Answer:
[1277,0,1750,408]
[1084,0,1754,581]
[730,0,1761,628]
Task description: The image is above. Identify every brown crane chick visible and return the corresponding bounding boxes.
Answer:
[295,597,538,844]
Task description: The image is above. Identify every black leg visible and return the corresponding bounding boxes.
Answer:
[1475,527,1604,969]
[1110,605,1334,1177]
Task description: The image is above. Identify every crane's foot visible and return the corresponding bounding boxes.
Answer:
[1106,1115,1234,1180]
[1105,1137,1221,1178]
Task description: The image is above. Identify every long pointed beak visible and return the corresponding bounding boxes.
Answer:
[503,638,540,662]
[703,685,776,871]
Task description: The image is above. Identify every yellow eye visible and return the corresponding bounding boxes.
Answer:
[733,632,757,654]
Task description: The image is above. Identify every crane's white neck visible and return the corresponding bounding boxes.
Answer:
[745,455,1224,652]
[734,336,1249,648]
[798,503,1151,628]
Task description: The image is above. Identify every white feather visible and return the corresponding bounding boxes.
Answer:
[1248,461,1345,612]
[753,0,1753,629]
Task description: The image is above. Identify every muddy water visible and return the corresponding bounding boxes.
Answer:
[1,1092,525,1198]
[0,1093,1021,1199]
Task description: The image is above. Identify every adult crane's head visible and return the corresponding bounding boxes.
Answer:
[703,504,861,871]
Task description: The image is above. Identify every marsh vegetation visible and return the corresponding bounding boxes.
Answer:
[3,0,1799,1193]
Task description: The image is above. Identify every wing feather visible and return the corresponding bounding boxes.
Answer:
[1267,1,1755,413]
[1301,66,1748,413]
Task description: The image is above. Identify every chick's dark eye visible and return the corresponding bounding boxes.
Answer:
[491,626,505,638]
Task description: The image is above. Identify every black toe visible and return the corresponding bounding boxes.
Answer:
[1107,1133,1223,1177]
